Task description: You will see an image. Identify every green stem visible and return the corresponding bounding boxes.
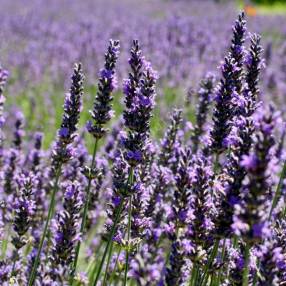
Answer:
[200,239,220,286]
[71,139,99,282]
[102,241,114,286]
[269,160,286,219]
[88,242,103,282]
[93,198,125,286]
[123,194,133,286]
[216,238,226,285]
[242,244,250,286]
[28,165,62,286]
[189,264,198,286]
[213,154,220,175]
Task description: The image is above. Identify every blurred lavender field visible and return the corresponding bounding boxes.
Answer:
[1,0,285,147]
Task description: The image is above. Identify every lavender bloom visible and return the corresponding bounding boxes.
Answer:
[172,147,192,231]
[0,261,11,284]
[29,132,43,172]
[213,34,262,236]
[191,74,215,153]
[165,240,186,286]
[256,240,283,286]
[52,63,84,170]
[159,109,182,166]
[12,173,36,250]
[232,108,275,244]
[123,58,157,166]
[12,112,25,150]
[165,147,192,285]
[87,39,120,139]
[50,182,82,269]
[210,55,237,154]
[124,40,144,110]
[104,151,129,240]
[228,247,244,285]
[3,149,18,196]
[245,34,263,105]
[275,220,286,283]
[230,12,246,94]
[187,154,214,263]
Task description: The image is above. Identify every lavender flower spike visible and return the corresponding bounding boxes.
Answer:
[232,107,275,245]
[245,33,263,103]
[210,55,237,154]
[28,63,84,286]
[159,108,182,166]
[230,11,246,94]
[11,173,36,278]
[87,39,120,139]
[49,182,82,282]
[123,60,158,166]
[52,63,84,170]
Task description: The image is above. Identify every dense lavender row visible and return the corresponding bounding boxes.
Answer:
[0,8,286,286]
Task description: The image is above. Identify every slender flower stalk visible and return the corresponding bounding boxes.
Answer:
[71,39,120,279]
[48,182,82,283]
[28,63,84,286]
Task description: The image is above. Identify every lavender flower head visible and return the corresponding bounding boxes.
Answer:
[123,55,158,166]
[230,11,246,94]
[12,173,36,250]
[124,39,144,109]
[87,39,120,139]
[51,181,82,267]
[52,63,84,169]
[245,33,263,104]
[232,107,276,244]
[210,56,237,154]
[191,73,215,153]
